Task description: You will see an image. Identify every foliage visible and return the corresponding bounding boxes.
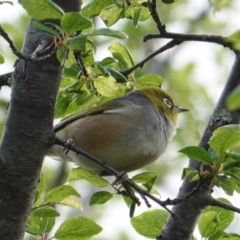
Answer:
[17,0,164,119]
[1,0,240,239]
[180,125,240,196]
[28,169,160,239]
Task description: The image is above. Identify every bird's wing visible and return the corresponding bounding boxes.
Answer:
[54,99,125,132]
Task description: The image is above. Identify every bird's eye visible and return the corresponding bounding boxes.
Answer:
[163,98,172,108]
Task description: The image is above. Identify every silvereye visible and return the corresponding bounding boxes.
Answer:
[48,87,188,175]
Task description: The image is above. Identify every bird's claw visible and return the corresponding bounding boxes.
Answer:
[112,171,128,185]
[62,138,75,155]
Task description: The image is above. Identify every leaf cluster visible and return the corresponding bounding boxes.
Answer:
[197,198,240,240]
[181,124,240,196]
[28,169,159,239]
[16,0,165,119]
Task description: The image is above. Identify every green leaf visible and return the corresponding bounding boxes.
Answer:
[203,198,234,232]
[209,0,231,11]
[60,195,83,211]
[32,207,60,217]
[215,234,240,240]
[125,5,150,22]
[209,125,240,153]
[67,168,109,188]
[228,153,240,161]
[198,211,219,238]
[27,215,42,235]
[100,57,116,66]
[100,4,125,27]
[131,172,157,191]
[62,65,80,79]
[227,30,240,51]
[96,63,110,77]
[179,146,213,164]
[40,217,55,235]
[66,35,87,51]
[56,46,69,65]
[33,172,45,206]
[81,0,113,18]
[132,6,142,27]
[105,67,128,83]
[89,191,113,206]
[109,42,134,69]
[0,54,5,64]
[61,12,92,34]
[63,93,96,116]
[55,91,74,118]
[45,185,80,203]
[226,85,240,110]
[84,28,127,39]
[136,74,163,88]
[131,210,169,238]
[32,20,60,36]
[181,168,199,181]
[19,0,63,20]
[208,231,228,240]
[215,175,235,195]
[94,75,120,97]
[27,214,55,235]
[223,161,240,171]
[55,216,102,240]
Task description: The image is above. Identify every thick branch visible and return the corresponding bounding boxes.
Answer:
[0,1,82,239]
[0,72,12,88]
[159,54,240,240]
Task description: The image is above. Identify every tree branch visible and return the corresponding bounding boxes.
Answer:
[0,25,26,59]
[147,0,166,33]
[0,72,12,88]
[159,53,240,240]
[144,32,235,51]
[55,137,229,218]
[121,39,183,77]
[207,197,240,213]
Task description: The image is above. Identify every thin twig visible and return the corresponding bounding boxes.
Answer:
[207,197,240,213]
[0,25,27,59]
[144,32,235,51]
[55,137,120,176]
[121,39,183,77]
[73,51,88,77]
[0,25,57,62]
[147,0,166,33]
[0,1,13,5]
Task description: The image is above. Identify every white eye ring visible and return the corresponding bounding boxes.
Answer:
[163,98,172,108]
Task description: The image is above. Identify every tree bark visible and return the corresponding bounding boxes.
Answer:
[0,1,81,239]
[159,53,240,240]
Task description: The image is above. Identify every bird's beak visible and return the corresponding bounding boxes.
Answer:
[175,106,189,113]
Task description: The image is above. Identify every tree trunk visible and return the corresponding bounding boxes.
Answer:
[0,1,81,239]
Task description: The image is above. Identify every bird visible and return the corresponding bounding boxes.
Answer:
[47,87,188,175]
